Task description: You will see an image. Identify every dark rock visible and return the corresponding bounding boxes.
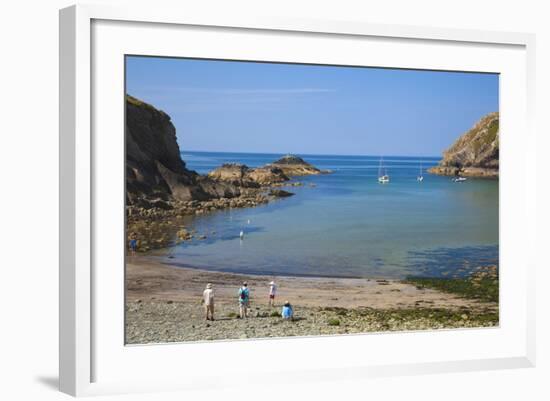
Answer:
[149,199,173,210]
[272,155,309,165]
[268,154,322,176]
[269,189,295,198]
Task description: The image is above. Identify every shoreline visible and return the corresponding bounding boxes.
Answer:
[427,167,499,179]
[126,256,499,343]
[160,259,388,280]
[127,178,322,253]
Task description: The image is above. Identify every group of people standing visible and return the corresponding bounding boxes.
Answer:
[202,280,294,321]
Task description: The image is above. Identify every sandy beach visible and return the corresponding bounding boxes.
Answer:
[125,256,498,344]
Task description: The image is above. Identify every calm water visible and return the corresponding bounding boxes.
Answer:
[154,151,499,279]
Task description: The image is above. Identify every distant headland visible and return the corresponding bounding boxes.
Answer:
[428,112,499,178]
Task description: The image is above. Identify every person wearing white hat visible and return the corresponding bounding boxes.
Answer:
[202,283,215,321]
[281,301,294,320]
[268,281,277,308]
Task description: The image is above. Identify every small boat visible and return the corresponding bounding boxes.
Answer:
[453,177,467,182]
[417,160,424,182]
[377,157,390,184]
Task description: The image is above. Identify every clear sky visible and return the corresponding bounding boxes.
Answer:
[126,56,498,157]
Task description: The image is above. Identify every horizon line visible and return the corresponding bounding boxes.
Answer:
[180,149,442,159]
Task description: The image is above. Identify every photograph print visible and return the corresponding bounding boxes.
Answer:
[125,56,499,344]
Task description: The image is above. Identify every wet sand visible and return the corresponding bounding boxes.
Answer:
[126,256,495,309]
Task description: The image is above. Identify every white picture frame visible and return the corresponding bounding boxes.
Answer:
[59,4,536,397]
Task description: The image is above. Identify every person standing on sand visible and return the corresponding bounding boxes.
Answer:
[129,232,138,256]
[268,281,277,307]
[238,282,250,318]
[203,283,215,321]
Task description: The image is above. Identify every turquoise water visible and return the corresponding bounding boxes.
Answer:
[156,151,499,279]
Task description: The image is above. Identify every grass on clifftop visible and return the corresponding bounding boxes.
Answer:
[486,118,499,144]
[127,94,163,114]
[471,115,499,154]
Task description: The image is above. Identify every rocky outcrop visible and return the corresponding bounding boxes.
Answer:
[429,166,498,178]
[429,112,499,178]
[207,163,289,187]
[207,163,254,187]
[245,166,290,185]
[126,95,240,204]
[268,189,295,198]
[206,154,327,188]
[268,154,325,176]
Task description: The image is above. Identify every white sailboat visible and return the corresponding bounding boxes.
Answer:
[417,160,424,182]
[378,157,390,183]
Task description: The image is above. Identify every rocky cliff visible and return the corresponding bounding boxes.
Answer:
[126,95,240,205]
[428,112,499,178]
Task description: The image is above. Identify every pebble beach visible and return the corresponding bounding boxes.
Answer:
[125,257,498,344]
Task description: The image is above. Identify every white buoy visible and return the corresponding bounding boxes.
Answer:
[240,230,244,240]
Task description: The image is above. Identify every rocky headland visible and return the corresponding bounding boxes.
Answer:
[428,112,499,178]
[126,95,240,205]
[126,95,327,251]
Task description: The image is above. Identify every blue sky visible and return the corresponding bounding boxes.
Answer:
[126,56,498,157]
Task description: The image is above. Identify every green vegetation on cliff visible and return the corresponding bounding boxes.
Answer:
[429,112,499,177]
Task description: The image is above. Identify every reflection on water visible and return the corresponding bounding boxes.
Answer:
[152,151,499,279]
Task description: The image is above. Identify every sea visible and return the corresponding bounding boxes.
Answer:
[153,151,499,279]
